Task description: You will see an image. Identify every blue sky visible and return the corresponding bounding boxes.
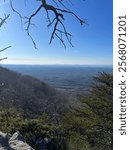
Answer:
[0,0,112,65]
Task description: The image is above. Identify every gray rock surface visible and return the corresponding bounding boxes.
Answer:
[0,131,34,150]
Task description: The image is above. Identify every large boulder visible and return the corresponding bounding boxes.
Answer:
[0,131,34,150]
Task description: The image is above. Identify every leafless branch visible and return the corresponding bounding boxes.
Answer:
[53,0,70,10]
[0,57,8,61]
[0,46,11,61]
[56,8,86,25]
[10,0,23,27]
[0,14,11,61]
[0,14,10,27]
[25,5,43,49]
[0,46,11,53]
[9,0,86,48]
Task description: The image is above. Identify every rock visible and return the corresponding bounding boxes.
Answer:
[9,132,24,142]
[9,131,34,150]
[9,140,34,150]
[0,131,34,150]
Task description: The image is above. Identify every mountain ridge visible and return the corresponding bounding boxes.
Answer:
[0,66,71,117]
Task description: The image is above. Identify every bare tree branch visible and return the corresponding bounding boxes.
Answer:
[0,46,11,53]
[10,0,23,27]
[0,14,10,27]
[9,0,86,48]
[0,15,11,61]
[55,8,86,25]
[25,5,43,49]
[0,46,11,62]
[0,57,8,61]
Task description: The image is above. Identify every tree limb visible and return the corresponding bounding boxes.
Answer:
[0,46,11,53]
[0,14,10,28]
[9,0,86,48]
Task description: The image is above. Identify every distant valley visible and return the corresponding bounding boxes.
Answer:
[2,65,112,95]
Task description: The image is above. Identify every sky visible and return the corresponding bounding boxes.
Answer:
[0,0,113,65]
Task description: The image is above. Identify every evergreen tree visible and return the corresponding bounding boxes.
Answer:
[62,73,113,150]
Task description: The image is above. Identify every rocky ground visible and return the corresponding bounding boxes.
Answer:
[0,131,34,150]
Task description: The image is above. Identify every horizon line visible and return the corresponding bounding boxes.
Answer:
[1,63,113,66]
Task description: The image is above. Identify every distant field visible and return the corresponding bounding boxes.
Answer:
[2,65,113,95]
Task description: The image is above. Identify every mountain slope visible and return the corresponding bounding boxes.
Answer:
[0,66,71,117]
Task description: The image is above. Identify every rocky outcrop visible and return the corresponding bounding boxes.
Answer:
[0,131,34,150]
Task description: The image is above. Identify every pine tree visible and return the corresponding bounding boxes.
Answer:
[62,72,113,150]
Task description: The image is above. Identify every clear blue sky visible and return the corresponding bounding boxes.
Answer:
[0,0,112,65]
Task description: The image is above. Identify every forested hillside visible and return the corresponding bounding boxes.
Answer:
[0,66,71,117]
[0,68,113,150]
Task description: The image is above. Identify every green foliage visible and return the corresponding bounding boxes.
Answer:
[62,73,113,150]
[0,108,24,133]
[0,72,113,150]
[0,108,67,149]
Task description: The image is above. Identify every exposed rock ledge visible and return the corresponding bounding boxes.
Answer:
[0,131,34,150]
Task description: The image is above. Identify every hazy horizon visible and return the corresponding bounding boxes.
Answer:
[1,64,112,95]
[1,63,113,67]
